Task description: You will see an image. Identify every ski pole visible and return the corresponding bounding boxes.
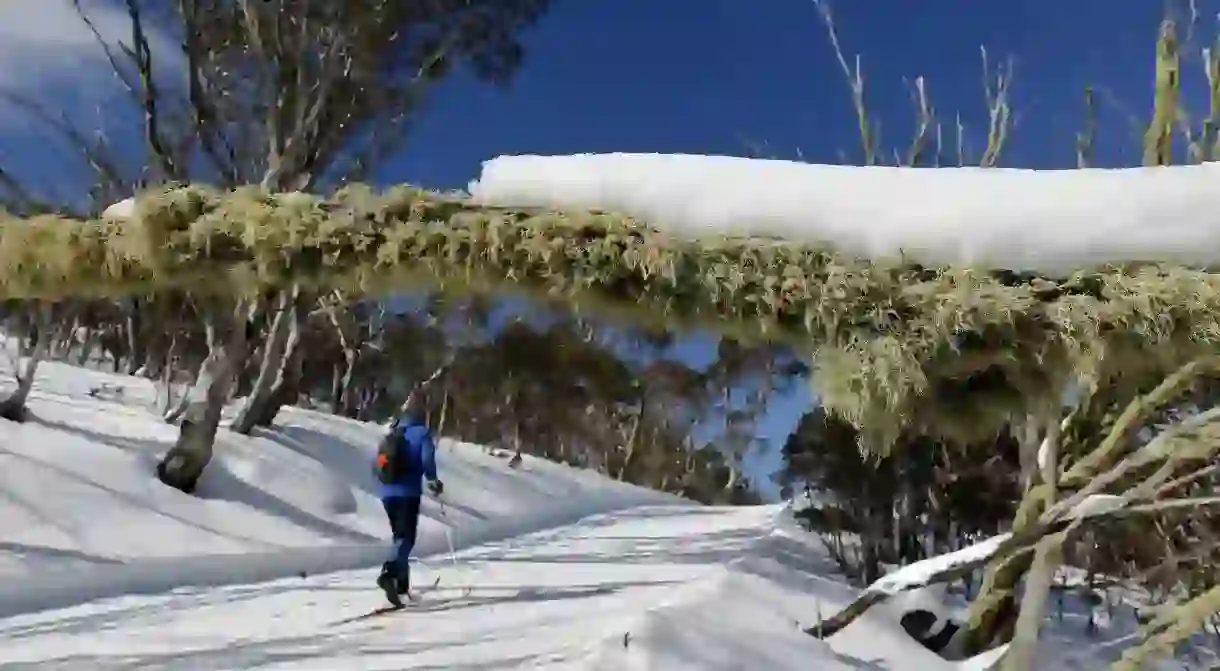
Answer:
[436,498,470,596]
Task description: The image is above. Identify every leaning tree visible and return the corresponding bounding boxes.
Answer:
[0,0,555,485]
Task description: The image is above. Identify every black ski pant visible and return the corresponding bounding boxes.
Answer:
[382,495,421,588]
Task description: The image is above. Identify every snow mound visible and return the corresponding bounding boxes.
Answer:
[0,351,685,618]
[584,510,1001,671]
[468,152,1220,274]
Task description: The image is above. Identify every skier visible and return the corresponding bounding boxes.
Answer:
[374,399,444,607]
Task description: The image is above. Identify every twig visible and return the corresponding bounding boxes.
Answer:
[812,0,878,165]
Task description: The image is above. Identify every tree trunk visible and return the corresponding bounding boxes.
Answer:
[337,347,359,416]
[329,359,345,414]
[1002,417,1062,671]
[0,304,53,422]
[124,298,143,376]
[231,286,298,434]
[56,314,81,358]
[156,332,180,416]
[254,295,307,428]
[156,304,248,494]
[139,314,173,379]
[323,299,361,417]
[436,385,450,435]
[76,327,99,367]
[618,396,647,481]
[954,415,1053,657]
[247,288,308,428]
[163,363,196,425]
[724,461,740,493]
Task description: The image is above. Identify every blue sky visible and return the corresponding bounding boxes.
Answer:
[387,0,1181,187]
[0,0,1207,498]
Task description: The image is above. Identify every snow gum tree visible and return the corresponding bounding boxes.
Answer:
[797,3,1220,669]
[0,0,555,492]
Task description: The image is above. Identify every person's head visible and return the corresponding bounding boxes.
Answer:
[398,393,427,427]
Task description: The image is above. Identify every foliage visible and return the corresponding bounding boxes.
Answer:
[779,406,1021,585]
[4,291,774,503]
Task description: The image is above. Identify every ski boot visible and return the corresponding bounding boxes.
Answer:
[377,568,404,608]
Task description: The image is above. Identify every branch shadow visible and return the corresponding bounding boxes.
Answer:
[29,416,376,544]
[469,527,765,566]
[29,415,169,466]
[193,457,377,544]
[2,632,350,671]
[260,425,490,523]
[0,446,278,550]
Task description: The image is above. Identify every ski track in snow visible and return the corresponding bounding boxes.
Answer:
[0,506,782,669]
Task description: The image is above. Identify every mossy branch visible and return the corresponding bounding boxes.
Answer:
[7,184,1220,460]
[1111,583,1220,670]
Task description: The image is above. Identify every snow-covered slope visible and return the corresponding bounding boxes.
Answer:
[0,353,683,619]
[0,501,987,670]
[0,356,1210,669]
[0,353,997,669]
[469,153,1220,274]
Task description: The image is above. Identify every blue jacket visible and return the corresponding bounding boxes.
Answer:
[377,421,438,499]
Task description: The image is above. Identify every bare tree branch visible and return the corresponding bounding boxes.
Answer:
[812,0,879,165]
[119,0,180,180]
[0,168,56,214]
[0,91,134,206]
[71,0,144,110]
[979,46,1015,167]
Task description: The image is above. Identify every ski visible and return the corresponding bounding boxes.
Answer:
[333,592,471,626]
[334,574,447,626]
[399,575,473,602]
[335,604,408,625]
[334,595,429,626]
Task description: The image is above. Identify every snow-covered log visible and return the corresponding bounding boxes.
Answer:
[470,153,1220,274]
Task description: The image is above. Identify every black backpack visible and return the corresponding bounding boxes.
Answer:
[376,429,403,484]
[376,424,422,484]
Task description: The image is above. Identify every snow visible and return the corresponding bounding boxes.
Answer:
[0,349,1216,669]
[468,153,1220,274]
[0,346,682,618]
[1037,436,1054,473]
[102,196,135,220]
[872,533,1011,595]
[1069,494,1129,520]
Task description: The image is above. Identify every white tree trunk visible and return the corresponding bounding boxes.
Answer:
[256,295,306,427]
[155,334,180,416]
[124,299,142,375]
[231,287,296,434]
[77,327,99,366]
[156,305,248,493]
[1002,416,1062,671]
[164,360,200,424]
[0,303,53,422]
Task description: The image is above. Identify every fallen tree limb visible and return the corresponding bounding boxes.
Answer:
[805,493,1220,638]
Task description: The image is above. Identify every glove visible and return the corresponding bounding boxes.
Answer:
[427,479,444,496]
